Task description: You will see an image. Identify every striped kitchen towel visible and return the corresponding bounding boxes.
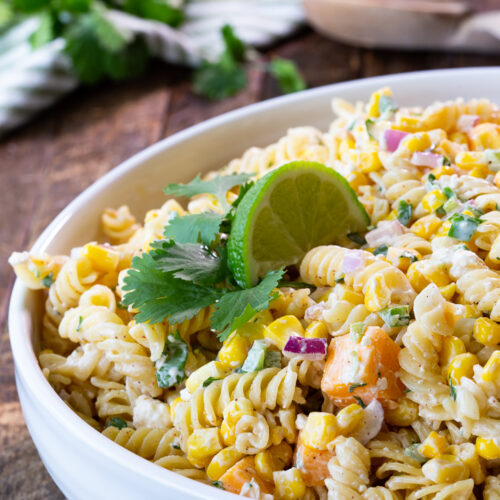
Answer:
[0,0,305,138]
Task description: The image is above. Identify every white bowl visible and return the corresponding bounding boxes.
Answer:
[8,67,500,500]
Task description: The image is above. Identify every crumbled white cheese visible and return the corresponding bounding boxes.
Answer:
[133,395,171,429]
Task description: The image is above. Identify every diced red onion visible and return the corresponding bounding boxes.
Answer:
[342,250,366,274]
[411,152,443,168]
[383,129,409,152]
[365,220,406,247]
[457,114,479,132]
[283,336,327,361]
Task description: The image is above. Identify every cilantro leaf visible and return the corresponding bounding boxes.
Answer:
[211,269,284,341]
[156,332,188,388]
[163,173,251,211]
[105,417,127,429]
[397,200,412,226]
[192,51,247,101]
[150,240,228,286]
[269,58,306,94]
[12,0,49,12]
[92,3,129,53]
[221,24,245,62]
[164,212,223,245]
[122,252,222,324]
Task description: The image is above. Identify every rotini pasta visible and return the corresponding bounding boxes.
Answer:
[10,88,500,498]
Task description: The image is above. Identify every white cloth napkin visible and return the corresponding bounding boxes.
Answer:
[0,0,305,137]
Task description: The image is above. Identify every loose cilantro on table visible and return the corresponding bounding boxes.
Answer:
[156,332,189,388]
[269,58,306,94]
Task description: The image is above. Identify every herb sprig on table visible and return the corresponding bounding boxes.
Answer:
[3,2,306,98]
[122,173,284,344]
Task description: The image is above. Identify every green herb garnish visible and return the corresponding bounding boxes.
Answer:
[41,271,54,288]
[212,481,225,490]
[404,443,428,464]
[76,316,83,332]
[347,232,367,246]
[353,395,366,408]
[350,322,365,343]
[373,244,388,257]
[202,377,220,387]
[397,200,412,226]
[378,305,411,328]
[348,382,367,393]
[269,58,306,94]
[365,119,376,140]
[156,332,189,388]
[106,417,127,429]
[449,375,457,401]
[448,213,481,242]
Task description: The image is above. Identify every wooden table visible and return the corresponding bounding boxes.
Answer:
[1,28,499,498]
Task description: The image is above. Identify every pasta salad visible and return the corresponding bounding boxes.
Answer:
[9,88,500,499]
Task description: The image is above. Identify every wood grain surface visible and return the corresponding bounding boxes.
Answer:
[1,28,499,499]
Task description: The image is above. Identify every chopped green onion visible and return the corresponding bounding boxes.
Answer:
[400,251,418,264]
[264,350,282,368]
[378,95,398,116]
[443,196,459,214]
[241,340,268,373]
[378,305,411,328]
[348,119,356,132]
[443,187,454,199]
[76,316,83,332]
[425,173,437,192]
[365,119,376,140]
[443,157,451,166]
[397,200,412,226]
[350,322,365,343]
[41,272,54,288]
[405,443,428,464]
[448,213,481,241]
[334,273,345,284]
[373,244,388,257]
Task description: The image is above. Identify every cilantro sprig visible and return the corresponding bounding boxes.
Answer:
[122,172,285,342]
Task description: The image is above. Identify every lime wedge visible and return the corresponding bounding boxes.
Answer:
[228,161,370,287]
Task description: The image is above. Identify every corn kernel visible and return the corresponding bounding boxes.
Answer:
[364,275,389,312]
[449,131,469,145]
[435,220,452,238]
[304,321,329,339]
[448,443,486,485]
[207,446,245,480]
[385,398,418,427]
[455,151,486,170]
[404,133,432,153]
[470,165,490,179]
[422,455,468,483]
[218,333,251,370]
[274,468,306,500]
[255,442,293,481]
[439,336,466,370]
[336,404,364,435]
[473,317,500,347]
[407,261,449,292]
[81,243,119,273]
[469,123,500,150]
[265,315,305,350]
[396,116,422,133]
[367,87,392,118]
[439,283,456,301]
[431,165,455,179]
[422,190,448,214]
[410,214,443,240]
[385,209,397,221]
[185,361,228,393]
[448,353,479,385]
[475,437,500,460]
[348,170,369,192]
[419,431,448,459]
[187,428,223,468]
[300,412,338,450]
[359,152,383,173]
[481,351,500,383]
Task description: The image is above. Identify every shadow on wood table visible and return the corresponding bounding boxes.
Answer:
[1,29,499,499]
